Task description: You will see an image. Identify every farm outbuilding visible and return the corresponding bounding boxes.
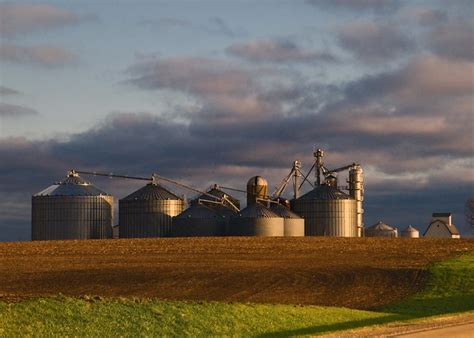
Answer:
[401,225,420,238]
[229,202,284,237]
[424,213,460,239]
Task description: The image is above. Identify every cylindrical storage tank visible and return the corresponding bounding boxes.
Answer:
[349,165,364,237]
[401,225,419,238]
[246,176,268,205]
[291,184,357,237]
[229,203,284,237]
[365,221,398,238]
[119,183,185,238]
[270,203,305,236]
[172,203,231,237]
[32,171,113,240]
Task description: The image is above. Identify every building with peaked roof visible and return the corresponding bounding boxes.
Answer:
[424,213,460,239]
[364,221,398,238]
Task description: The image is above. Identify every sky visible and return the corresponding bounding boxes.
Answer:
[0,0,473,241]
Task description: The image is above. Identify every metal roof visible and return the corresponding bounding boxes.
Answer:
[194,186,240,208]
[367,221,396,231]
[296,184,353,201]
[402,225,419,233]
[235,202,280,218]
[175,204,221,219]
[270,203,302,219]
[121,183,181,201]
[247,176,268,187]
[34,173,110,197]
[424,220,460,236]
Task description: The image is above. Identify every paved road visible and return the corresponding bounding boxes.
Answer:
[393,321,474,337]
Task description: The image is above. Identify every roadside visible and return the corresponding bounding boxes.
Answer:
[322,312,474,337]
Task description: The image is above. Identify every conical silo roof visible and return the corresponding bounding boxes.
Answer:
[368,221,396,231]
[121,183,181,201]
[236,202,280,218]
[270,203,302,219]
[402,225,419,232]
[175,203,221,219]
[297,184,352,201]
[34,172,110,197]
[193,185,240,209]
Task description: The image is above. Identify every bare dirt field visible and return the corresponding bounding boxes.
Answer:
[0,237,472,309]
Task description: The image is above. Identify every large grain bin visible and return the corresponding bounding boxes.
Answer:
[32,171,113,240]
[291,184,357,237]
[172,203,232,237]
[270,203,305,236]
[229,202,284,237]
[401,225,419,238]
[365,221,398,238]
[119,183,185,238]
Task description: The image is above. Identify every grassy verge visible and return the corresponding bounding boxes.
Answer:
[0,253,472,337]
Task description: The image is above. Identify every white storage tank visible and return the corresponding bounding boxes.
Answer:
[401,225,420,238]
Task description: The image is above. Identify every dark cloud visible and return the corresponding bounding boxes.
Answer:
[0,86,20,96]
[0,3,91,37]
[226,39,337,63]
[338,21,414,63]
[0,43,78,68]
[0,103,39,117]
[1,50,473,241]
[307,0,401,13]
[428,19,474,61]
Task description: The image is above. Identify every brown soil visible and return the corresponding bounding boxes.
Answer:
[0,237,473,309]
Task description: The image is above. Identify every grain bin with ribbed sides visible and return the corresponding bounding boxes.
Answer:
[229,202,284,237]
[270,203,305,236]
[32,171,113,240]
[401,225,419,238]
[291,184,357,237]
[119,183,185,238]
[365,221,398,238]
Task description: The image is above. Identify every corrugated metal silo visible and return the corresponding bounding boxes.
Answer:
[270,203,305,237]
[32,171,113,240]
[401,225,419,238]
[247,176,268,205]
[291,184,357,237]
[119,183,185,238]
[229,203,284,237]
[365,221,398,238]
[172,203,232,237]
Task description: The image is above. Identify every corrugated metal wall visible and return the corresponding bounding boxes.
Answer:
[31,195,113,240]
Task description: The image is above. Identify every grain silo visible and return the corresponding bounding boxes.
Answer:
[172,203,232,237]
[270,203,305,236]
[401,225,420,238]
[32,171,113,240]
[291,184,357,237]
[119,182,185,238]
[365,221,398,238]
[247,176,268,205]
[229,202,284,236]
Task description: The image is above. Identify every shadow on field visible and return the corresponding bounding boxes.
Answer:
[258,295,474,337]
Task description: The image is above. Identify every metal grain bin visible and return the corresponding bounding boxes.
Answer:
[270,203,305,237]
[194,185,240,211]
[32,171,113,240]
[172,203,232,237]
[246,176,268,205]
[119,183,184,238]
[229,203,284,237]
[365,221,398,238]
[291,184,357,237]
[401,225,419,238]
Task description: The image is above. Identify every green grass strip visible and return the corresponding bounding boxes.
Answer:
[0,253,473,337]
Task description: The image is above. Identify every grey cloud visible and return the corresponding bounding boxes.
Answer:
[428,19,474,61]
[0,86,20,96]
[338,21,414,63]
[226,39,337,63]
[0,43,78,68]
[0,103,39,117]
[0,3,90,37]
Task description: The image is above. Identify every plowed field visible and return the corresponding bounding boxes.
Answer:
[1,237,473,309]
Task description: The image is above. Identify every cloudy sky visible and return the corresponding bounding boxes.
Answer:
[0,0,473,241]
